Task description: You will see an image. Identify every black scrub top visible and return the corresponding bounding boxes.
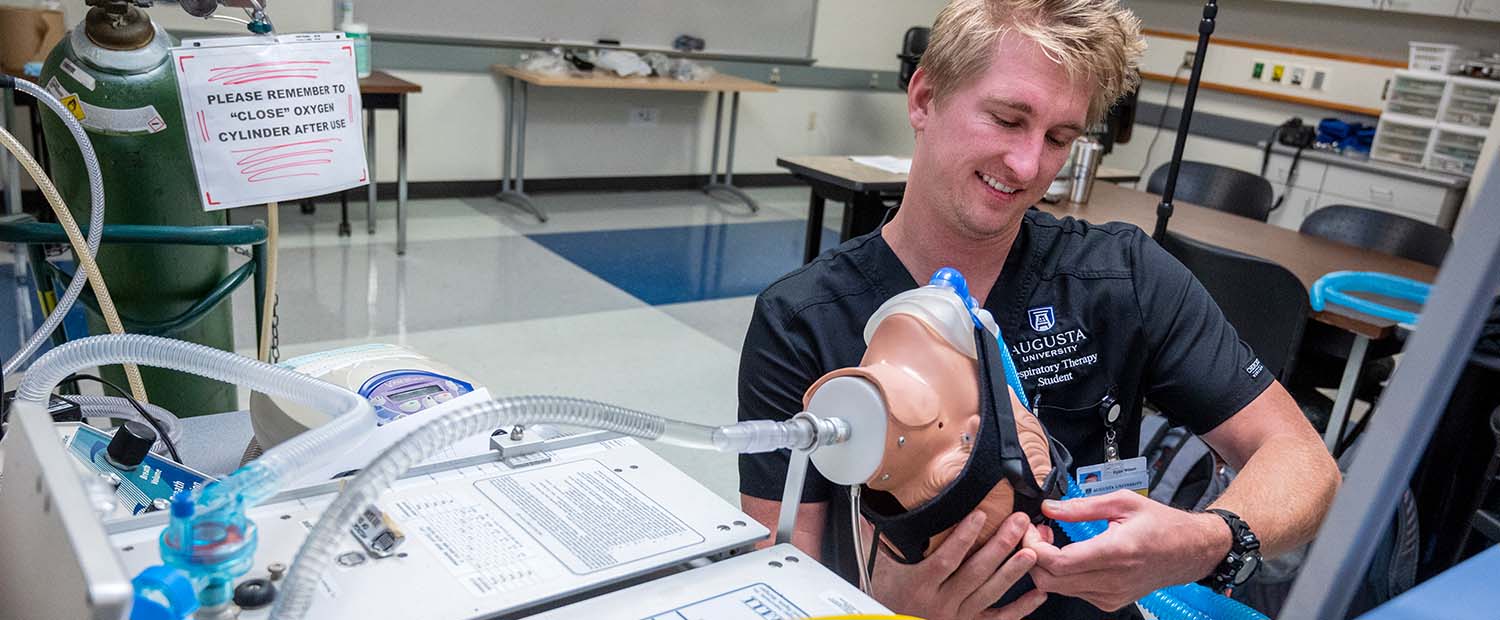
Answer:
[737,208,1274,620]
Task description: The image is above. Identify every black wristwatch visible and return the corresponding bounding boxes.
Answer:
[1198,508,1262,593]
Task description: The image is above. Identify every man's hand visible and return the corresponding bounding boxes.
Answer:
[871,511,1048,620]
[1023,491,1230,612]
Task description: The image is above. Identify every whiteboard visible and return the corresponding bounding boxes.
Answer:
[357,0,818,61]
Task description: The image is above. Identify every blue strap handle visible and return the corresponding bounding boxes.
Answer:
[1309,271,1429,326]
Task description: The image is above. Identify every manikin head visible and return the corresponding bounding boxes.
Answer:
[804,281,1059,561]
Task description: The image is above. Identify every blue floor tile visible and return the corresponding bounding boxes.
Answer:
[528,221,841,305]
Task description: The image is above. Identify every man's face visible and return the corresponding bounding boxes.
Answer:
[907,33,1092,238]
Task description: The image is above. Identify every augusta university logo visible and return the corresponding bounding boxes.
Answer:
[1028,306,1055,332]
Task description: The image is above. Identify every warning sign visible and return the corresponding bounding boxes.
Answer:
[171,33,367,211]
[60,95,85,121]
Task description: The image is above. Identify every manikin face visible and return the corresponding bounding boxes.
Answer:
[805,308,1054,560]
[906,33,1093,239]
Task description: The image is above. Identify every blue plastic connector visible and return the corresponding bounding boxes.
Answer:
[129,565,199,620]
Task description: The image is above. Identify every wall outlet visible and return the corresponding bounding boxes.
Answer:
[1289,66,1308,88]
[1182,50,1196,69]
[1270,64,1286,84]
[628,107,660,127]
[1311,69,1327,91]
[1252,59,1268,81]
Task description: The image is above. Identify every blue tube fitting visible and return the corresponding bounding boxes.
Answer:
[129,565,199,620]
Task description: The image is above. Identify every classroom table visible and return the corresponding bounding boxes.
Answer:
[777,155,1142,263]
[1037,182,1436,451]
[491,66,778,222]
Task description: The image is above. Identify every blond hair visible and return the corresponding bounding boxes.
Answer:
[920,0,1146,124]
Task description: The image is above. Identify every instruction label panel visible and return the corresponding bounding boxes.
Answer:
[171,33,367,211]
[475,459,705,575]
[391,491,557,598]
[642,583,809,620]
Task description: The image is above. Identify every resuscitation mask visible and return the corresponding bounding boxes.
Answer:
[802,269,1072,563]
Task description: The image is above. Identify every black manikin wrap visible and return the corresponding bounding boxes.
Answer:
[860,326,1073,563]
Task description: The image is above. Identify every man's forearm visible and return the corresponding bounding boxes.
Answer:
[1208,430,1341,558]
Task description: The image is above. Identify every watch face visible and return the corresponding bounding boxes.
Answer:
[1234,554,1262,584]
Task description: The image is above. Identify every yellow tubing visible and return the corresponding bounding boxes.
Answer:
[0,125,148,402]
[257,201,278,363]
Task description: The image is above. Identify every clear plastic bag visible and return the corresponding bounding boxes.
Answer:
[642,51,715,81]
[517,47,572,76]
[594,49,652,77]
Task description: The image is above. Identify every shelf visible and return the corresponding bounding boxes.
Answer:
[1375,141,1427,156]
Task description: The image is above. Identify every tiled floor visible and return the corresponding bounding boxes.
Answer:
[0,186,842,502]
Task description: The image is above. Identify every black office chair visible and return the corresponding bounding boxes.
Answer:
[1289,205,1454,418]
[1160,230,1309,381]
[1299,205,1451,268]
[1147,161,1275,222]
[898,27,929,92]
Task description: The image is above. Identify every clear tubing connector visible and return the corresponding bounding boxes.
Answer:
[271,397,834,619]
[2,78,106,377]
[12,334,375,607]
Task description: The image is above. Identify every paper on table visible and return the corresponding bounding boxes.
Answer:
[849,156,912,175]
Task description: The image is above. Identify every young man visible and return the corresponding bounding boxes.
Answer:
[736,1,1341,618]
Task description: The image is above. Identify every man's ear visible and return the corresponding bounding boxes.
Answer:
[908,66,936,133]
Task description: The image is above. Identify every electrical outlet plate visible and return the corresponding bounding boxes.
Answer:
[628,107,660,127]
[1289,66,1308,88]
[1182,50,1196,69]
[1310,68,1327,91]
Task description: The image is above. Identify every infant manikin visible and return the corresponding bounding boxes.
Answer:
[803,273,1070,563]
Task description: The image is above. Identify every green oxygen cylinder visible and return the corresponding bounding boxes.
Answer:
[40,2,236,417]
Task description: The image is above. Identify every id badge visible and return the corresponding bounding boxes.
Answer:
[1076,456,1150,497]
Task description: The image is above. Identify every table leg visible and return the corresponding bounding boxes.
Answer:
[338,191,350,236]
[495,78,545,222]
[1325,334,1370,452]
[702,91,760,213]
[366,107,377,234]
[840,192,888,242]
[803,191,825,264]
[397,93,409,255]
[500,76,514,194]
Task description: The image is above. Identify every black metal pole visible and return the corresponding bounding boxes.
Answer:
[1152,0,1218,242]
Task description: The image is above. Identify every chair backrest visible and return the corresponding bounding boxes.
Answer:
[1148,161,1275,222]
[898,26,929,92]
[1160,230,1310,380]
[1299,204,1451,268]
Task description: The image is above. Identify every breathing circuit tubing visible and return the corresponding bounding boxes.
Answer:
[269,395,839,619]
[931,268,1267,620]
[0,75,148,401]
[10,334,377,609]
